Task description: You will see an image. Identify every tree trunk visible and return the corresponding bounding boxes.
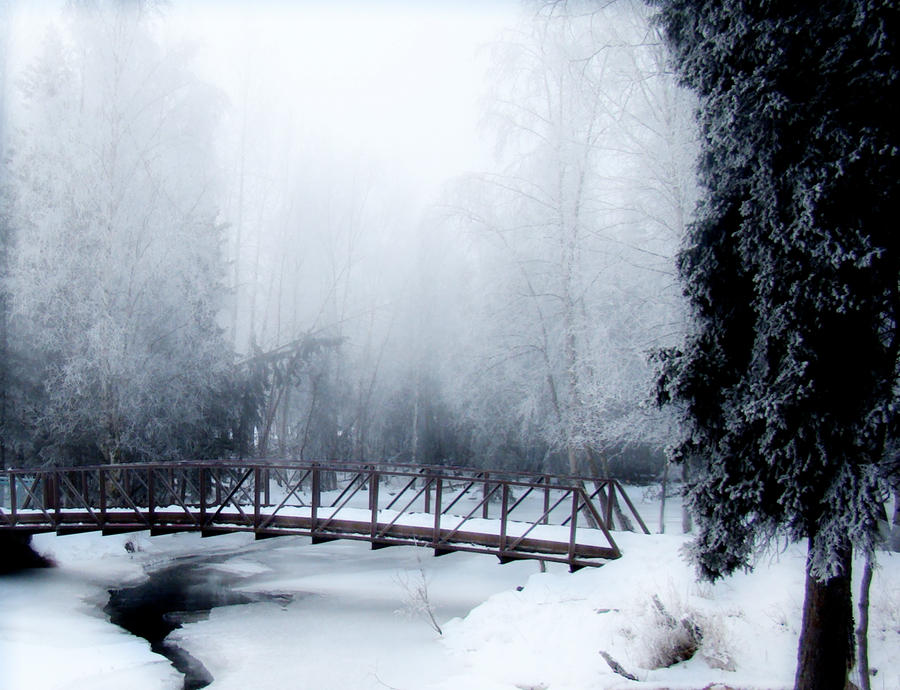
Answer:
[681,456,693,533]
[585,448,633,531]
[891,484,900,552]
[855,554,873,690]
[795,538,853,690]
[298,375,320,460]
[411,377,420,465]
[279,387,290,456]
[659,461,669,534]
[259,381,286,459]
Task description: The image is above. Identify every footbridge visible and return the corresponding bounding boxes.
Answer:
[0,461,649,570]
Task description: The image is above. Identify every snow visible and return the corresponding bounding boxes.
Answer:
[165,540,537,690]
[1,534,180,690]
[2,489,898,690]
[434,533,805,690]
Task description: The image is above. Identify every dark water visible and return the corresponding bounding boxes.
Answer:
[0,533,54,574]
[105,556,292,690]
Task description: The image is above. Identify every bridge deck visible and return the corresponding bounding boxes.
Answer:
[0,461,649,570]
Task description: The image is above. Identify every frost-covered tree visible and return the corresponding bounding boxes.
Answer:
[452,0,692,474]
[0,0,11,472]
[652,1,899,687]
[6,1,233,464]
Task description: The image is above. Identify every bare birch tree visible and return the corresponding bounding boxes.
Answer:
[448,0,694,479]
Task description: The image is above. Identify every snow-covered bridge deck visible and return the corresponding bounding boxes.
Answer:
[0,461,648,570]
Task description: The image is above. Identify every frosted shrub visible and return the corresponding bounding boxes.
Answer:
[699,616,736,672]
[640,594,703,668]
[619,593,734,672]
[394,547,442,635]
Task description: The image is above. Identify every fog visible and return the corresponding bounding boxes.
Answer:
[0,0,697,475]
[183,4,508,175]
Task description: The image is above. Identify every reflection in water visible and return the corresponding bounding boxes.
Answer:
[105,556,292,690]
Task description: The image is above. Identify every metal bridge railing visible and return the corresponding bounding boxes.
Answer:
[0,461,649,570]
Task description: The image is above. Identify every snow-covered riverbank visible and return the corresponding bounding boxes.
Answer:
[1,529,536,690]
[2,532,183,690]
[2,491,899,690]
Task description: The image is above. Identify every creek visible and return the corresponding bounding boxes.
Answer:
[104,554,292,690]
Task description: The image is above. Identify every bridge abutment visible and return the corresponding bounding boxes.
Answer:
[0,532,53,573]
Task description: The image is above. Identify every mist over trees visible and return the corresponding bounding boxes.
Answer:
[210,0,696,475]
[447,1,695,475]
[2,1,233,464]
[0,0,696,476]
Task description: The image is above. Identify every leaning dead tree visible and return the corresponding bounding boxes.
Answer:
[237,334,343,458]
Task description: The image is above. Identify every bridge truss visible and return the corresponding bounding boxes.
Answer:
[0,461,649,570]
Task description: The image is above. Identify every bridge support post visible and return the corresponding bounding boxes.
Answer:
[99,468,107,527]
[568,490,579,566]
[147,467,155,523]
[43,472,57,522]
[432,477,442,547]
[606,481,615,529]
[169,468,177,506]
[9,473,16,526]
[482,472,490,519]
[254,467,262,528]
[543,477,551,525]
[369,471,379,541]
[199,467,207,527]
[311,465,320,534]
[499,483,509,554]
[80,472,88,511]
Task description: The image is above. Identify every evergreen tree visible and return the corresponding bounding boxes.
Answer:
[651,2,899,688]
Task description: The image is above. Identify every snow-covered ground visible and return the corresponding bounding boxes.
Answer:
[2,489,898,690]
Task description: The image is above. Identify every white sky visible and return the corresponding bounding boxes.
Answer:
[169,1,521,195]
[6,0,522,198]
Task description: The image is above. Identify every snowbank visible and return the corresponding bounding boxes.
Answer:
[433,532,900,690]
